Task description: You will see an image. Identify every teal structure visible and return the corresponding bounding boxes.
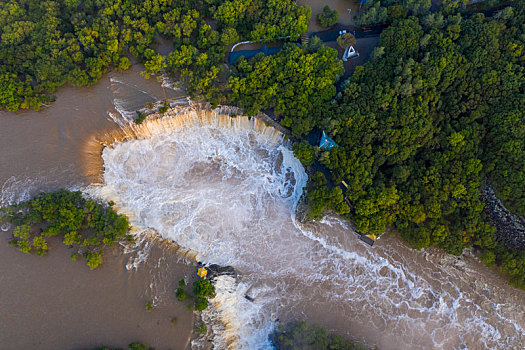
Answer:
[319,131,338,150]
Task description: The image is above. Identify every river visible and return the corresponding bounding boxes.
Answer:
[0,65,195,350]
[1,66,525,350]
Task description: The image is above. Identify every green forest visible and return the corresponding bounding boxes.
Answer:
[303,4,524,287]
[228,42,344,136]
[0,0,309,110]
[1,0,525,288]
[0,190,130,269]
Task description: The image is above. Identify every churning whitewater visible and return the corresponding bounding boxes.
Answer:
[91,109,525,349]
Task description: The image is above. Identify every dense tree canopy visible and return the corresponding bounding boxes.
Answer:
[211,0,310,41]
[483,95,525,217]
[293,3,525,287]
[0,0,310,110]
[228,43,344,136]
[317,5,339,28]
[174,277,216,311]
[356,0,432,26]
[1,190,130,269]
[337,33,357,49]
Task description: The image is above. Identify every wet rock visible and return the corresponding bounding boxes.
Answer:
[295,192,309,223]
[198,262,236,280]
[482,183,525,251]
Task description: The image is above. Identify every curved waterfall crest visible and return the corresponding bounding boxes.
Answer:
[88,104,306,349]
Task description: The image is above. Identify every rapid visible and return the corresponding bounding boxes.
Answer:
[89,106,525,350]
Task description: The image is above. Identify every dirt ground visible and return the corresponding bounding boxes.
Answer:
[297,0,361,32]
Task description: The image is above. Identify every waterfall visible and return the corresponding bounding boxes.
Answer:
[88,104,525,350]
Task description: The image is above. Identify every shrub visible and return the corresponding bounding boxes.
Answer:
[70,252,81,261]
[195,323,207,334]
[317,6,339,28]
[194,297,209,311]
[135,111,147,124]
[193,279,216,298]
[292,140,317,166]
[84,251,103,270]
[175,288,188,301]
[144,301,154,312]
[158,101,170,114]
[387,4,408,21]
[12,224,31,254]
[303,36,324,54]
[337,33,356,49]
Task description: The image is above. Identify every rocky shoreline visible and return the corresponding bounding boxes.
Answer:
[482,183,525,251]
[295,192,309,223]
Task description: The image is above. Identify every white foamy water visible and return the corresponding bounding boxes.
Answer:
[91,110,525,350]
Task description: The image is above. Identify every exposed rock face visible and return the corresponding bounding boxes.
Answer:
[198,262,236,280]
[482,184,525,251]
[295,192,309,223]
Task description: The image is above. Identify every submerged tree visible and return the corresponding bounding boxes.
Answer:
[270,321,366,349]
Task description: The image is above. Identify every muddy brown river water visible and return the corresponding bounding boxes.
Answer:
[0,66,194,350]
[1,64,525,350]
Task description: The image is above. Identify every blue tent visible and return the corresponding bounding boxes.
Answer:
[319,131,338,150]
